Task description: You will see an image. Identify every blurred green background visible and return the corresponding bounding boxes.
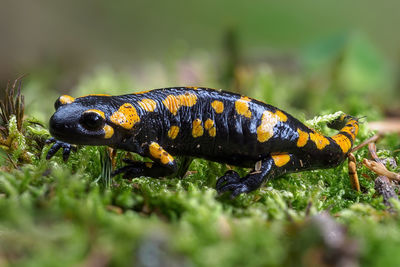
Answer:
[1,0,399,122]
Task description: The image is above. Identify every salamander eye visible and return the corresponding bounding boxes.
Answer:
[80,112,105,131]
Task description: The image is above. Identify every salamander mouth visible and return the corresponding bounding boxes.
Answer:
[49,126,107,145]
[49,123,81,144]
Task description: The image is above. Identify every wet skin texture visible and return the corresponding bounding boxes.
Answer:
[47,87,359,197]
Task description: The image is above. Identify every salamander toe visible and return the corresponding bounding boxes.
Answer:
[46,139,76,161]
[216,170,241,191]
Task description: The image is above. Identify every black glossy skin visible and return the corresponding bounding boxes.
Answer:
[47,87,359,197]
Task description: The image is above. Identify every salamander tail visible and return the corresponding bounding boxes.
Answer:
[328,114,359,154]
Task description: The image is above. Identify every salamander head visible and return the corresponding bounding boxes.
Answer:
[49,95,122,145]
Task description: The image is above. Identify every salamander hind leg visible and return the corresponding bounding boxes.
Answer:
[216,153,313,197]
[216,157,277,197]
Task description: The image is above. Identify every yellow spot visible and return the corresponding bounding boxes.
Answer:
[192,119,204,138]
[332,134,352,153]
[272,153,291,167]
[84,109,105,119]
[296,129,309,147]
[204,119,216,137]
[162,93,197,115]
[110,103,140,129]
[186,86,199,90]
[103,125,114,139]
[257,110,287,143]
[211,100,224,113]
[208,127,216,137]
[145,162,153,168]
[59,95,75,105]
[168,126,180,140]
[340,120,359,140]
[149,142,174,165]
[162,95,180,115]
[204,119,214,130]
[353,122,359,137]
[133,90,150,94]
[309,132,330,150]
[138,98,157,112]
[235,96,252,118]
[178,94,197,107]
[275,110,288,122]
[342,127,355,139]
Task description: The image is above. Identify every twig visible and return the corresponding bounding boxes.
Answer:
[362,139,400,211]
[363,142,400,181]
[368,143,382,163]
[363,159,400,181]
[374,175,398,212]
[350,134,382,153]
[6,153,18,169]
[348,153,360,191]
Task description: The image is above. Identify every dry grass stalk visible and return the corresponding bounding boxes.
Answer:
[0,75,25,139]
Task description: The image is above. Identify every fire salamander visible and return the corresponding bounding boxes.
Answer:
[47,87,359,197]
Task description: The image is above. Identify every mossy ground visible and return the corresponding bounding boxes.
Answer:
[1,46,400,266]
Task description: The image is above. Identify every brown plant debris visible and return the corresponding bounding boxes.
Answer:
[362,142,400,211]
[348,153,360,191]
[0,75,25,139]
[374,176,398,212]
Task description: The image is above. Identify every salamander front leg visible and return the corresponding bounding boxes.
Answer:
[112,159,176,178]
[113,141,178,179]
[46,138,77,161]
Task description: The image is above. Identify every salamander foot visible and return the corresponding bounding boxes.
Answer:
[216,170,265,197]
[46,138,76,161]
